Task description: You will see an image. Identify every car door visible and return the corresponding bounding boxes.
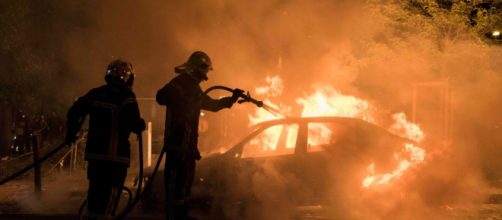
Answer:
[295,119,376,205]
[229,122,301,203]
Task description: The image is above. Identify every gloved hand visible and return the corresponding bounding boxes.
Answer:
[221,89,245,108]
[220,97,236,108]
[134,118,146,134]
[231,88,245,100]
[195,150,202,160]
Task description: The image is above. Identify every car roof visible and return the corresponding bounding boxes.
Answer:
[250,116,377,129]
[248,116,414,144]
[220,116,416,158]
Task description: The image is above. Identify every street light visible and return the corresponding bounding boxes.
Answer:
[486,29,501,42]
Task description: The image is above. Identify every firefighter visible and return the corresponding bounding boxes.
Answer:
[156,51,243,220]
[65,59,146,220]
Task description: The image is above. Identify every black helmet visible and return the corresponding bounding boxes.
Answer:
[105,59,135,87]
[174,51,213,81]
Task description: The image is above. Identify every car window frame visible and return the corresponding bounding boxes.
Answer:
[305,121,355,153]
[228,121,304,159]
[224,117,414,160]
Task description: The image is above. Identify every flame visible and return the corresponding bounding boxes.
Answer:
[248,76,292,152]
[255,75,284,97]
[249,75,290,125]
[362,143,425,188]
[296,86,375,151]
[247,75,427,189]
[390,112,424,143]
[249,77,375,151]
[296,87,375,122]
[362,113,426,188]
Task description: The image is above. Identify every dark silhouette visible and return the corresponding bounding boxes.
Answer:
[65,59,145,220]
[156,51,242,220]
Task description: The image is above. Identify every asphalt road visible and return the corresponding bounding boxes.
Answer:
[1,176,502,220]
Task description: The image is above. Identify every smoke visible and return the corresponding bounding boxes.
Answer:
[13,172,87,214]
[2,0,501,219]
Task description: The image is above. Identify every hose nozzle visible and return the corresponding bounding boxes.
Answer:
[237,91,263,107]
[204,85,284,117]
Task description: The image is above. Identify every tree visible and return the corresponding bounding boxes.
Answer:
[407,0,501,44]
[0,1,92,154]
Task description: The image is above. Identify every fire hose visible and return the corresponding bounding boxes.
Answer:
[78,133,144,219]
[0,142,69,186]
[0,85,271,219]
[0,133,143,219]
[0,121,87,186]
[113,85,273,219]
[204,85,284,117]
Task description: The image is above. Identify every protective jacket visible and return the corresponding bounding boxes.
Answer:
[66,84,144,166]
[156,73,234,159]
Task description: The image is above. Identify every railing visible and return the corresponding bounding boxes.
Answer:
[47,132,87,176]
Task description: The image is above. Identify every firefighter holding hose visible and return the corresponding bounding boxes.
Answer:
[65,59,146,220]
[156,51,243,220]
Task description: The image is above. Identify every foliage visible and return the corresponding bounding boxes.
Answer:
[0,1,90,114]
[369,0,501,48]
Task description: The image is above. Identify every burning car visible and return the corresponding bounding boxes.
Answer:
[140,116,420,219]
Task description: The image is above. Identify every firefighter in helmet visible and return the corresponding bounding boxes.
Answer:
[156,51,243,220]
[65,59,146,220]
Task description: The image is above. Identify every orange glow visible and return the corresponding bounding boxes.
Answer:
[362,144,425,188]
[390,112,424,143]
[248,75,427,189]
[297,86,376,151]
[249,76,293,151]
[362,113,426,188]
[249,76,375,151]
[296,87,375,122]
[255,75,284,97]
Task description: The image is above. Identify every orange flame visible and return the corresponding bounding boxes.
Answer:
[247,75,427,189]
[362,113,426,188]
[296,87,375,122]
[248,76,292,151]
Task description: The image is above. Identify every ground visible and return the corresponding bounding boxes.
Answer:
[0,175,501,220]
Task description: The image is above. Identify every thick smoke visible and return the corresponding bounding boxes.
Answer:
[2,0,501,219]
